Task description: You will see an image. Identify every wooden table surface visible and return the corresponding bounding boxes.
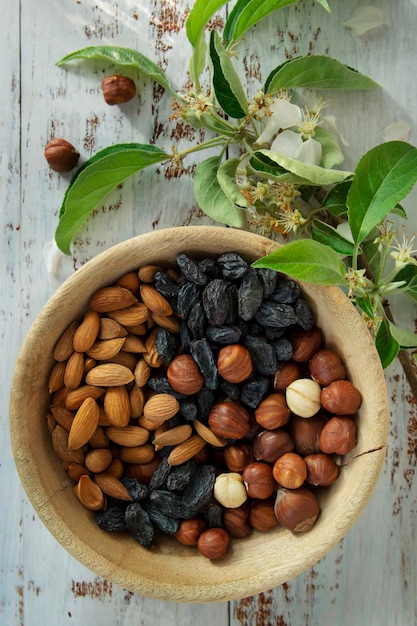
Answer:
[2,1,417,624]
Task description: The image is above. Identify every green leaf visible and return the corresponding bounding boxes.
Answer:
[189,31,208,85]
[252,239,347,285]
[209,31,248,119]
[388,322,417,349]
[314,0,331,11]
[256,149,353,185]
[57,45,177,97]
[185,0,228,47]
[217,159,248,208]
[375,320,400,368]
[361,238,384,278]
[55,144,169,254]
[223,0,298,45]
[393,264,417,303]
[193,156,247,227]
[249,153,313,185]
[311,219,355,255]
[321,180,351,217]
[347,141,417,245]
[355,295,375,320]
[314,127,344,169]
[264,55,379,94]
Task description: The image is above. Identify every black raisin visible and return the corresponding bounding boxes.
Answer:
[179,399,198,421]
[121,477,149,501]
[206,324,242,344]
[148,457,171,491]
[166,460,198,491]
[201,502,223,528]
[149,490,186,518]
[179,322,192,353]
[187,301,207,340]
[238,268,264,321]
[196,389,216,421]
[177,282,201,318]
[202,279,236,325]
[269,279,300,304]
[95,506,128,532]
[294,297,315,331]
[255,267,278,298]
[240,376,270,408]
[147,376,188,400]
[190,339,218,390]
[219,379,241,402]
[144,502,180,534]
[244,335,277,376]
[217,252,248,279]
[125,502,154,548]
[155,328,179,362]
[154,271,180,298]
[264,326,286,341]
[255,300,297,328]
[176,253,208,285]
[198,258,220,278]
[272,337,293,361]
[181,464,216,517]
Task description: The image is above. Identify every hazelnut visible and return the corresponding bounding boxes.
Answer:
[249,498,280,531]
[223,506,252,538]
[288,413,327,456]
[44,138,80,172]
[319,416,357,455]
[273,360,303,392]
[309,349,346,386]
[253,428,294,464]
[101,75,136,105]
[304,453,339,486]
[274,487,320,532]
[290,327,322,362]
[208,401,250,440]
[214,472,248,508]
[217,344,253,383]
[124,454,162,484]
[321,380,362,415]
[286,378,321,418]
[174,517,206,546]
[242,462,276,499]
[197,528,230,559]
[167,354,204,395]
[224,443,254,473]
[254,393,290,430]
[272,452,307,489]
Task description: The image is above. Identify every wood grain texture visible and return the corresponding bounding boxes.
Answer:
[2,0,417,623]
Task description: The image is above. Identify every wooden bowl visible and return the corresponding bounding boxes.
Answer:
[9,226,388,603]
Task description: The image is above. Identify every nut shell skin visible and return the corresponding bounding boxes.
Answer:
[272,452,307,489]
[309,349,346,386]
[167,354,204,395]
[197,528,230,559]
[290,327,322,362]
[250,497,280,531]
[242,462,276,499]
[253,428,294,464]
[320,380,362,415]
[223,507,252,538]
[288,413,327,456]
[274,487,320,532]
[208,401,250,440]
[254,393,290,430]
[319,416,357,455]
[102,75,136,105]
[174,518,206,546]
[304,453,339,486]
[273,360,303,392]
[217,344,253,383]
[44,138,80,172]
[224,443,254,472]
[286,378,322,418]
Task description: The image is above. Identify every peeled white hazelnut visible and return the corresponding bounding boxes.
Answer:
[214,472,248,508]
[286,378,321,418]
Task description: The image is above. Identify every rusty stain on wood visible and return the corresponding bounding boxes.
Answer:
[71,578,113,598]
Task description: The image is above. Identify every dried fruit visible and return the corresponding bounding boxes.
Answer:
[68,397,100,450]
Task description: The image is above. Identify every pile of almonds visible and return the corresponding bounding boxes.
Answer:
[47,254,361,560]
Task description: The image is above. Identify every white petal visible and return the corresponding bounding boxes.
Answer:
[382,121,412,142]
[256,116,282,145]
[336,222,355,243]
[270,130,303,159]
[295,136,323,166]
[322,114,350,147]
[43,239,72,284]
[342,6,386,36]
[269,98,303,130]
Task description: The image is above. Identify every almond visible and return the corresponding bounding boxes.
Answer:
[143,393,179,423]
[106,425,149,447]
[143,328,163,368]
[52,425,85,464]
[129,384,145,418]
[122,334,147,353]
[134,359,151,387]
[167,435,206,466]
[75,475,106,510]
[140,284,172,316]
[48,361,66,393]
[73,310,100,352]
[123,323,148,336]
[104,351,138,371]
[193,419,227,447]
[108,303,149,326]
[151,312,181,333]
[119,443,155,464]
[115,271,140,293]
[98,318,128,340]
[50,405,75,431]
[47,414,57,434]
[85,448,113,473]
[88,425,110,449]
[106,458,124,479]
[152,424,192,447]
[104,386,131,427]
[89,286,138,312]
[138,264,163,283]
[85,363,135,386]
[86,337,126,360]
[63,351,85,390]
[53,321,78,362]
[83,357,97,376]
[68,397,100,450]
[64,385,105,410]
[93,472,133,501]
[67,463,91,481]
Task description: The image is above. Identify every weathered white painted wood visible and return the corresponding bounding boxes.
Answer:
[2,0,417,623]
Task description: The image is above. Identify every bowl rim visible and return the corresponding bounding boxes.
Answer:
[9,225,389,602]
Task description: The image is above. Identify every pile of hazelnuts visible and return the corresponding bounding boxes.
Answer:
[174,326,361,559]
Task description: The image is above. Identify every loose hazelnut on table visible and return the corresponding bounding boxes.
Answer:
[44,138,80,172]
[101,75,137,105]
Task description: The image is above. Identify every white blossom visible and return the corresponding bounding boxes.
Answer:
[342,6,386,37]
